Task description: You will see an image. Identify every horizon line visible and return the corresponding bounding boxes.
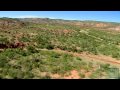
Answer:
[0,17,120,23]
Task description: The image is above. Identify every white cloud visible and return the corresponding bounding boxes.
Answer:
[11,15,57,19]
[48,17,56,19]
[14,15,40,18]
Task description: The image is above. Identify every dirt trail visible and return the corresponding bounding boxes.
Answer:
[40,48,120,67]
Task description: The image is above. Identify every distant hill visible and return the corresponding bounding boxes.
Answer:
[0,17,120,31]
[1,17,120,79]
[19,18,120,31]
[0,17,27,29]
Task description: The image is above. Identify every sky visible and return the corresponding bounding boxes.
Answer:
[0,11,120,23]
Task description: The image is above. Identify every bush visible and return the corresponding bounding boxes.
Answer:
[100,64,110,70]
[3,49,17,59]
[46,44,54,50]
[67,46,78,52]
[77,49,84,53]
[0,37,9,44]
[19,36,30,42]
[57,45,67,50]
[24,72,34,79]
[51,53,61,58]
[79,73,85,78]
[36,35,49,45]
[8,71,25,79]
[76,57,82,61]
[27,46,39,53]
[0,55,8,67]
[112,52,120,59]
[15,48,30,56]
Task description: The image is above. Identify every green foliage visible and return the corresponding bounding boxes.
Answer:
[0,55,8,67]
[90,69,103,79]
[100,64,110,70]
[27,46,39,53]
[19,36,30,42]
[51,52,61,58]
[112,52,120,59]
[0,37,9,44]
[1,18,120,79]
[79,73,85,78]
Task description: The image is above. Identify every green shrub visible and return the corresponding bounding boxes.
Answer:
[46,44,54,50]
[0,55,8,67]
[3,49,17,59]
[24,72,34,79]
[19,36,30,42]
[67,46,78,52]
[112,52,120,59]
[16,72,25,79]
[0,37,9,44]
[16,49,30,56]
[27,46,39,53]
[100,64,110,70]
[76,57,82,61]
[51,53,61,58]
[57,45,67,50]
[79,73,85,78]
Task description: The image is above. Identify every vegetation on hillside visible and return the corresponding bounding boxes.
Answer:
[0,18,120,79]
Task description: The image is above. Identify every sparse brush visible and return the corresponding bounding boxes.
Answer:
[0,18,120,79]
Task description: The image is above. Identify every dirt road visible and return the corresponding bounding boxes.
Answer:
[40,48,120,67]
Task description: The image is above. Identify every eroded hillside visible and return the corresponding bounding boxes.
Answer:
[0,17,27,29]
[20,18,120,31]
[0,18,120,79]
